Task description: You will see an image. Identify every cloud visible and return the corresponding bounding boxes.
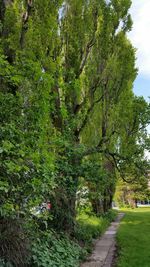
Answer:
[128,1,150,78]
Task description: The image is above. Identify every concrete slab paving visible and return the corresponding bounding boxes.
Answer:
[81,262,103,267]
[80,213,124,267]
[105,230,116,235]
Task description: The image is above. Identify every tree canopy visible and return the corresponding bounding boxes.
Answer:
[0,0,150,265]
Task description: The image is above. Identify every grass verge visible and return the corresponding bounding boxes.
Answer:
[76,209,117,254]
[116,208,150,267]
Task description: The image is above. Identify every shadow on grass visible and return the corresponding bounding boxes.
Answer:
[115,208,150,267]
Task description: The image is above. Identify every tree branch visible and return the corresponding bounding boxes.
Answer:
[82,130,117,157]
[78,39,96,77]
[77,8,98,78]
[20,0,33,48]
[76,94,104,135]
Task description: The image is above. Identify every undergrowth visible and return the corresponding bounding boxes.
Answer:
[30,230,83,267]
[0,210,117,267]
[30,209,117,267]
[75,209,117,253]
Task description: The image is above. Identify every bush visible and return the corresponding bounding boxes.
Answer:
[30,230,83,267]
[75,209,117,252]
[76,214,108,242]
[102,209,118,221]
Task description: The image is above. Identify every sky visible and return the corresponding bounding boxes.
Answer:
[128,1,150,159]
[128,0,150,102]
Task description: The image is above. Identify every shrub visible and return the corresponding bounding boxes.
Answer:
[76,214,108,242]
[30,230,83,267]
[102,209,118,221]
[75,209,117,252]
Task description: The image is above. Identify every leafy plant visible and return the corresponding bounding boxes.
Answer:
[75,210,117,252]
[31,230,82,267]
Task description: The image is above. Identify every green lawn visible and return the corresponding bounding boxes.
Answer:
[116,208,150,267]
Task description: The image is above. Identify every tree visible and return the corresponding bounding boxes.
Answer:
[0,0,149,254]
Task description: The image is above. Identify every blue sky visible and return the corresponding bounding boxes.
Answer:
[129,1,150,103]
[133,75,150,102]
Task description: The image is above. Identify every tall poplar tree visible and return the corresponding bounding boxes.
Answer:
[0,0,149,246]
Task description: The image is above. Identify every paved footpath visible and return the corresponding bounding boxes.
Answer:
[80,213,124,267]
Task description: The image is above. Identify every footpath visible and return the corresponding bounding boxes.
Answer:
[81,213,124,267]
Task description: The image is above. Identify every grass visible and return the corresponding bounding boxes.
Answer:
[116,208,150,267]
[75,209,117,253]
[76,213,109,241]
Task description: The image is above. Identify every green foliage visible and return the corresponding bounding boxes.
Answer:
[75,210,117,251]
[76,213,108,242]
[0,89,55,217]
[103,209,118,221]
[0,0,149,265]
[31,230,82,267]
[114,176,150,208]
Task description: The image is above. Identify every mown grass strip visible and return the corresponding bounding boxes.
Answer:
[116,208,150,267]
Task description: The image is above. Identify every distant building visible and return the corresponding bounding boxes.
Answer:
[137,200,150,207]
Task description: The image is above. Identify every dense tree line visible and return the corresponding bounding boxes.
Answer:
[0,0,149,265]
